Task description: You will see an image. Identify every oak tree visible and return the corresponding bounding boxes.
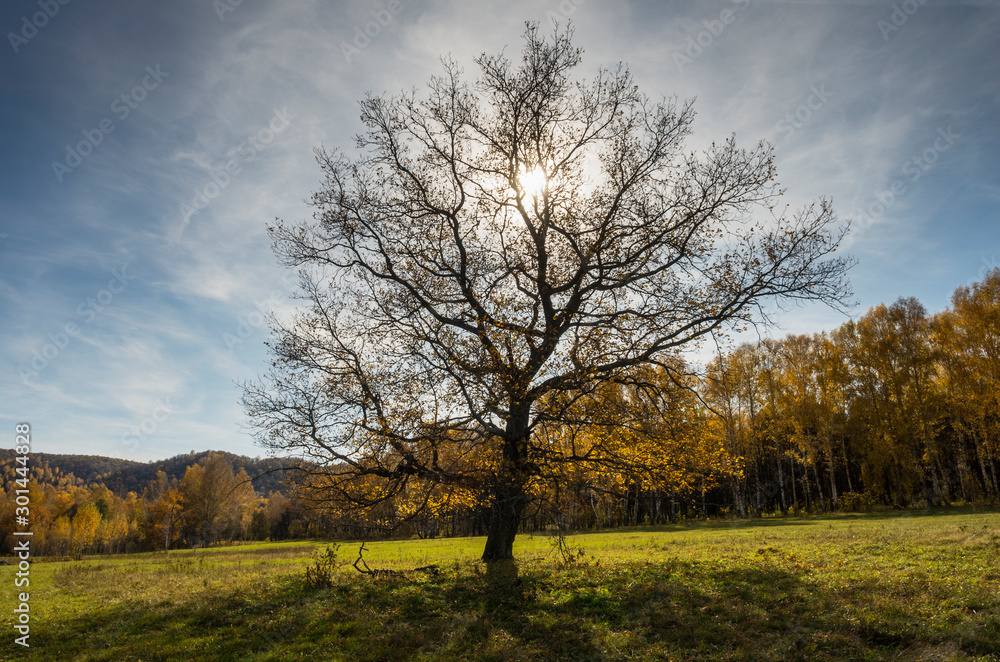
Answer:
[242,24,852,562]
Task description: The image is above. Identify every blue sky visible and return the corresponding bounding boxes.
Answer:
[2,0,997,461]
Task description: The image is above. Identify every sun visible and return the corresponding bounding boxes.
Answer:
[518,165,548,197]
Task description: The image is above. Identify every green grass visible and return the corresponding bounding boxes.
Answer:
[3,508,1000,660]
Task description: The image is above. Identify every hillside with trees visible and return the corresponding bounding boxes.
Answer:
[0,450,141,485]
[0,451,305,556]
[0,449,292,498]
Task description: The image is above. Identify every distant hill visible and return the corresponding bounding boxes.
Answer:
[0,449,142,484]
[0,449,296,497]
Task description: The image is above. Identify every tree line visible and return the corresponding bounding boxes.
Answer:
[0,453,308,556]
[705,269,999,516]
[288,269,999,538]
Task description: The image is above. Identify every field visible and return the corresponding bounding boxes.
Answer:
[3,508,1000,661]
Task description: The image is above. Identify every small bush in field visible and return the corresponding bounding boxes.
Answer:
[303,543,341,588]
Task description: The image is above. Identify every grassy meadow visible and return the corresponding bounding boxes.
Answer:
[3,508,1000,661]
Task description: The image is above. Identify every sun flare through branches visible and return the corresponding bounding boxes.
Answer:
[518,165,548,198]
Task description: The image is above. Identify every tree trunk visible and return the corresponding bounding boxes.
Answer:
[812,462,826,512]
[841,435,854,493]
[802,461,813,513]
[732,476,747,518]
[956,442,971,505]
[826,434,839,510]
[972,430,995,500]
[590,491,601,527]
[789,454,799,515]
[481,479,526,562]
[776,455,788,516]
[753,463,763,517]
[983,434,1000,500]
[632,482,641,525]
[481,431,529,563]
[934,459,949,505]
[164,513,173,552]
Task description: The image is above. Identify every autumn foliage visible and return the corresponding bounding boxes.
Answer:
[1,453,288,556]
[286,270,1000,536]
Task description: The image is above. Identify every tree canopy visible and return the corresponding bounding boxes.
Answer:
[242,24,852,562]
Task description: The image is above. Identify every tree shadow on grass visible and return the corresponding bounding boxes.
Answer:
[20,560,999,661]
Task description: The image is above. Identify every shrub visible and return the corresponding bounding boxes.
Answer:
[304,543,341,588]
